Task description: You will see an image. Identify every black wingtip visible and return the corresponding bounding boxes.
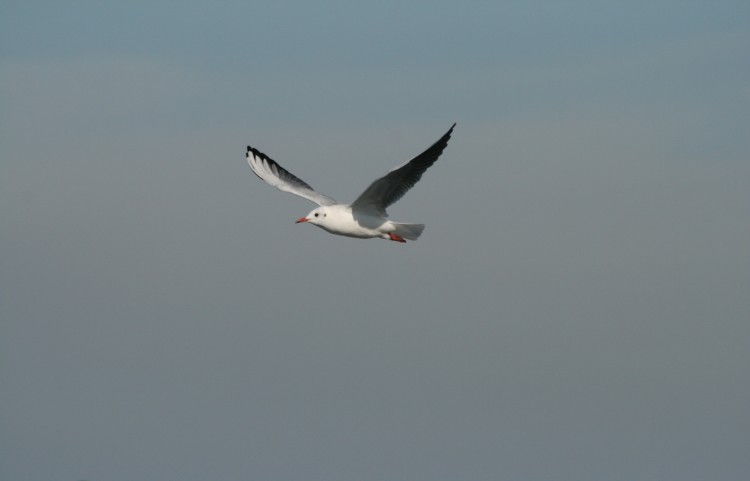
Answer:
[247,146,266,160]
[442,123,456,141]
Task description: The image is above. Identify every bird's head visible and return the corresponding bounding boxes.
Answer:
[295,206,329,226]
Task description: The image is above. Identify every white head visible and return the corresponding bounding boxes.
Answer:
[295,206,329,226]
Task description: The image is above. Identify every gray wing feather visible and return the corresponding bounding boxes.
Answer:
[246,146,337,206]
[351,123,455,215]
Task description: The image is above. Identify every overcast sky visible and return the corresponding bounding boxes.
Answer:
[2,2,749,480]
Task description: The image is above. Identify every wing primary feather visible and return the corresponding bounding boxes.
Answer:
[245,146,336,206]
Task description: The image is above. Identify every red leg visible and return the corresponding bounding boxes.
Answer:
[388,233,407,243]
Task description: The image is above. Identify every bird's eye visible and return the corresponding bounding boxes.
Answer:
[314,213,319,217]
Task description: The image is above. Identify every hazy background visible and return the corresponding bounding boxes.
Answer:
[2,1,749,480]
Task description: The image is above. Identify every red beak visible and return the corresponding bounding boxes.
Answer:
[295,217,308,224]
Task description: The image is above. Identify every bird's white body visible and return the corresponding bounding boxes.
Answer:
[245,124,455,242]
[298,204,424,241]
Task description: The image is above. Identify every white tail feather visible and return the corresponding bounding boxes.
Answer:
[392,223,425,241]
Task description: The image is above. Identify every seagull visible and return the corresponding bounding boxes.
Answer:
[245,123,455,242]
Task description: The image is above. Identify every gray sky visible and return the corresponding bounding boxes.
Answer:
[2,1,749,480]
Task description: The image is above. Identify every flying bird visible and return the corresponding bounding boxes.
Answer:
[245,123,455,242]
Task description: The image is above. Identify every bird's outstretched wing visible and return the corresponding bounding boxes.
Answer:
[246,146,337,206]
[351,123,455,216]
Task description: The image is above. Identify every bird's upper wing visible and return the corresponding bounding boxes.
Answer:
[246,146,337,206]
[351,123,455,216]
